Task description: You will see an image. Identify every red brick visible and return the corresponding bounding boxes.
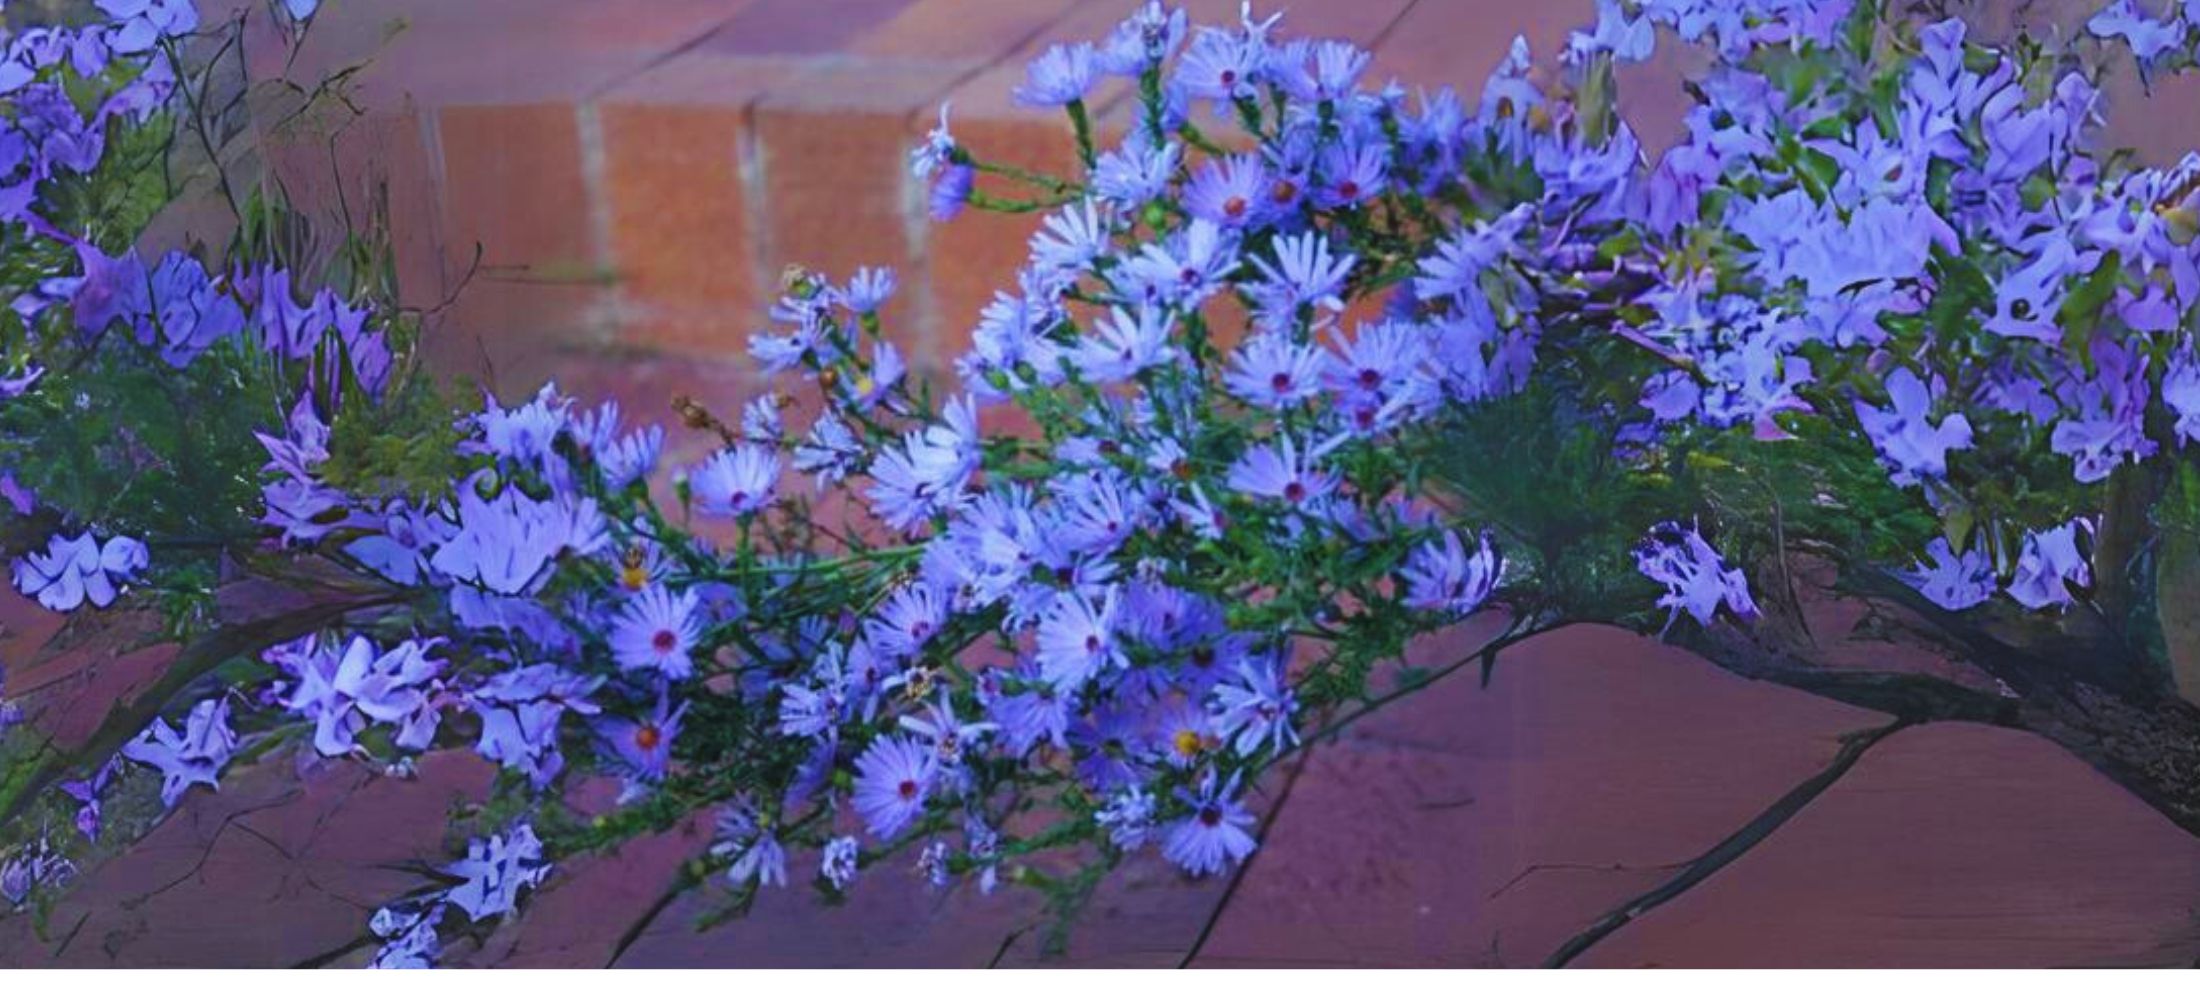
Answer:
[431,103,609,389]
[751,61,973,356]
[599,104,763,359]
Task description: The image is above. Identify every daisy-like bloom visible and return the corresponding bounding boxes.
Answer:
[1248,231,1355,327]
[1035,585,1125,690]
[852,734,938,838]
[599,424,664,491]
[710,798,789,889]
[1633,520,1759,628]
[1015,41,1099,107]
[1400,529,1503,617]
[900,690,997,765]
[430,481,608,596]
[1226,433,1340,508]
[1119,217,1240,310]
[1314,140,1388,209]
[1173,26,1262,108]
[1210,651,1299,757]
[692,444,780,518]
[1030,199,1112,282]
[1414,204,1531,305]
[1092,134,1180,206]
[12,531,148,612]
[866,582,948,660]
[599,695,687,789]
[794,413,865,489]
[1224,335,1330,410]
[1183,154,1269,229]
[609,584,703,680]
[1077,303,1176,383]
[1162,770,1257,877]
[1098,1,1188,75]
[839,266,897,314]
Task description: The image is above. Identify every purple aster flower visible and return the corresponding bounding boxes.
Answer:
[468,662,603,788]
[344,502,453,587]
[1031,199,1113,283]
[1226,433,1340,508]
[867,582,948,660]
[1634,520,1758,628]
[1163,769,1257,877]
[710,798,789,890]
[1224,335,1329,410]
[794,414,864,489]
[1120,218,1239,309]
[2090,0,2185,70]
[1016,41,1099,107]
[97,0,198,55]
[839,266,897,314]
[986,663,1072,756]
[12,531,147,612]
[1249,232,1355,327]
[1076,303,1177,383]
[1183,154,1269,229]
[145,251,243,367]
[2007,519,2092,611]
[1566,0,1656,64]
[909,103,957,180]
[1174,26,1261,109]
[900,691,996,765]
[692,444,780,518]
[429,484,607,596]
[600,425,664,492]
[1400,528,1502,617]
[1415,206,1531,305]
[1896,538,1996,612]
[2052,338,2157,484]
[1210,651,1299,757]
[66,241,150,339]
[853,733,938,838]
[59,759,118,842]
[1098,1,1189,75]
[1986,235,2080,342]
[368,903,442,969]
[866,402,980,532]
[610,584,702,681]
[820,835,860,891]
[1313,141,1387,210]
[1855,368,1973,487]
[120,697,237,809]
[1095,786,1158,850]
[1035,585,1125,690]
[339,636,445,751]
[599,694,687,790]
[443,823,550,922]
[930,162,976,222]
[1093,135,1180,206]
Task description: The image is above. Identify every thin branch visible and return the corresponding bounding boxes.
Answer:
[1541,719,1912,968]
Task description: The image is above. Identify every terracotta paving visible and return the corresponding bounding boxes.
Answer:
[7,0,2200,969]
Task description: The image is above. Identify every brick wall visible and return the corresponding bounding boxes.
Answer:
[216,0,2200,416]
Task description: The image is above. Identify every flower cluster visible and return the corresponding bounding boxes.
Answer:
[13,0,2200,966]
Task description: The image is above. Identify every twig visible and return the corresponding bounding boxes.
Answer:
[1540,719,1913,967]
